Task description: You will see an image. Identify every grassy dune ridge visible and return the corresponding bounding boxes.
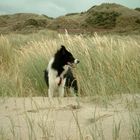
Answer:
[0,31,140,96]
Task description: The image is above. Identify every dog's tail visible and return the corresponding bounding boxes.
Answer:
[44,70,49,86]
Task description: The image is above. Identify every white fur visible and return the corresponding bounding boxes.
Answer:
[47,57,68,97]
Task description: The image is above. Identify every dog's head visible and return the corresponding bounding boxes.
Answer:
[57,45,80,67]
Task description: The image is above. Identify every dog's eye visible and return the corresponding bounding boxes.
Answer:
[70,55,73,59]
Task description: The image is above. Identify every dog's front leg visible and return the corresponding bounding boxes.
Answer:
[48,88,53,98]
[58,78,66,97]
[48,86,55,105]
[58,86,65,97]
[48,84,55,98]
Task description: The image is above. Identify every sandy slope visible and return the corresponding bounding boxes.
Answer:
[0,95,140,140]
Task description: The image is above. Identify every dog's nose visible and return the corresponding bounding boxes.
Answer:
[77,60,80,64]
[74,59,80,64]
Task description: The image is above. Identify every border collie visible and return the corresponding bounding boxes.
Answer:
[44,45,79,97]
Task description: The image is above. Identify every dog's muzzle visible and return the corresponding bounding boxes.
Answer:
[67,59,80,67]
[74,59,80,64]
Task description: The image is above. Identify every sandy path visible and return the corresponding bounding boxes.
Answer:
[0,95,140,140]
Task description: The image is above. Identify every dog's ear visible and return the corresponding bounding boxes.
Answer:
[61,45,66,50]
[61,45,66,55]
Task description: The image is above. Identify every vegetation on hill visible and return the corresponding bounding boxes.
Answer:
[135,8,140,12]
[0,3,140,34]
[0,13,52,34]
[82,3,140,33]
[84,11,120,29]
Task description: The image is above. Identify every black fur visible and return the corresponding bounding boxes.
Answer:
[51,45,75,76]
[64,68,78,93]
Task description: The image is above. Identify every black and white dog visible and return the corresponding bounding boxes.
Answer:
[44,45,79,97]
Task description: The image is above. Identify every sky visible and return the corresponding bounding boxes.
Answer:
[0,0,140,17]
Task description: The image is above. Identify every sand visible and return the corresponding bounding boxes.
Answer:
[0,94,140,140]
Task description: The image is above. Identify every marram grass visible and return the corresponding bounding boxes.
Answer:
[0,32,140,96]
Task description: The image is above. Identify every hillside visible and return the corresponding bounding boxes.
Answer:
[0,3,140,34]
[50,3,140,34]
[0,13,53,34]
